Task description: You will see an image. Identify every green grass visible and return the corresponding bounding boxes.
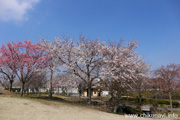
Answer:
[4,91,180,117]
[21,94,91,108]
[92,96,110,101]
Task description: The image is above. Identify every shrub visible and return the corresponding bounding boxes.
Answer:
[148,98,179,107]
[11,88,21,92]
[172,101,179,108]
[117,106,143,114]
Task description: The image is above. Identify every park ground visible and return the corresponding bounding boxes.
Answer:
[0,90,176,120]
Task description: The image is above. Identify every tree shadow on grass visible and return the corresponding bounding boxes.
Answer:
[30,96,64,101]
[26,95,111,113]
[29,96,87,106]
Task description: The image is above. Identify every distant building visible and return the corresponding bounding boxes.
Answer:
[82,85,109,97]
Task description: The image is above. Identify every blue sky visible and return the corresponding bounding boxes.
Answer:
[0,0,180,70]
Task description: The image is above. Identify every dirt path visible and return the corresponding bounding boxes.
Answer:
[0,96,168,120]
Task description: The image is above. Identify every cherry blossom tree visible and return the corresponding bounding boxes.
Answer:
[0,40,47,97]
[133,59,150,108]
[101,40,150,112]
[72,37,105,101]
[154,63,180,112]
[147,77,164,91]
[42,35,150,105]
[0,67,16,91]
[0,74,9,89]
[41,37,64,97]
[42,35,105,102]
[27,72,48,95]
[53,70,80,96]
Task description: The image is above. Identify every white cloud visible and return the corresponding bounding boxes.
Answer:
[0,0,40,21]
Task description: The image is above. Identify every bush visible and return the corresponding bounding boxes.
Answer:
[135,97,147,104]
[172,101,179,108]
[117,106,143,114]
[151,99,169,104]
[121,96,180,108]
[11,88,21,92]
[148,98,179,108]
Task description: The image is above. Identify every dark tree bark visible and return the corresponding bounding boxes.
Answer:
[0,69,15,92]
[169,91,173,112]
[9,80,13,91]
[49,68,53,97]
[20,81,25,97]
[88,82,92,103]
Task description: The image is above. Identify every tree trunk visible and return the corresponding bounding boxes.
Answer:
[78,84,82,99]
[27,88,29,96]
[20,81,25,97]
[62,87,66,95]
[113,90,121,113]
[88,82,92,103]
[79,89,81,99]
[139,92,142,108]
[169,91,173,112]
[49,68,53,97]
[9,80,13,92]
[37,88,40,97]
[113,101,119,113]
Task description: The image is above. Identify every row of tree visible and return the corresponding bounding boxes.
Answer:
[0,34,179,112]
[0,35,149,98]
